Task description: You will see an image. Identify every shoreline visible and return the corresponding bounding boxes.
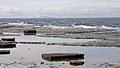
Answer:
[0,24,120,47]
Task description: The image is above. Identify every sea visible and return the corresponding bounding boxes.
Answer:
[0,18,120,68]
[0,18,120,28]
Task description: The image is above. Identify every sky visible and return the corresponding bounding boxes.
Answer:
[0,0,120,18]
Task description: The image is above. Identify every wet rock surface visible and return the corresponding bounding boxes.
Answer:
[99,62,120,68]
[0,38,16,48]
[42,53,84,61]
[0,42,16,48]
[0,24,119,47]
[0,24,119,68]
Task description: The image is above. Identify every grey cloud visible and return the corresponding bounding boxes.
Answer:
[0,7,120,18]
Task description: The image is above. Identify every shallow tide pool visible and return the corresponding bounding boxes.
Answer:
[0,35,96,43]
[0,36,119,68]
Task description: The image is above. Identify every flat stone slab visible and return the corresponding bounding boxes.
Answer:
[0,40,16,48]
[17,42,45,44]
[0,41,16,48]
[24,30,36,35]
[0,43,16,48]
[42,53,84,61]
[1,38,15,41]
[0,50,10,54]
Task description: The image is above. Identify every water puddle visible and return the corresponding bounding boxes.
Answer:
[0,36,119,68]
[0,35,96,43]
[0,44,119,68]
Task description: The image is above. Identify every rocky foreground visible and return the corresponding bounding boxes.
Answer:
[0,23,120,47]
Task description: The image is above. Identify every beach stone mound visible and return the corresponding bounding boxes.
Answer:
[42,53,84,61]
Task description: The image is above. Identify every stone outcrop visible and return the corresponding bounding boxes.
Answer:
[42,53,84,61]
[0,50,10,54]
[1,38,15,42]
[24,30,36,35]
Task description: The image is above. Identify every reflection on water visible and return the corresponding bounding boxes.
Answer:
[0,44,119,68]
[70,61,84,66]
[0,36,119,68]
[0,35,96,43]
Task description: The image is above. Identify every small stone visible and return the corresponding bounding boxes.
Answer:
[28,48,31,50]
[40,62,44,64]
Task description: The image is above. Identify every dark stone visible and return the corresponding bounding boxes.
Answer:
[0,41,16,48]
[40,62,44,64]
[24,30,36,35]
[70,61,84,66]
[41,53,84,61]
[0,50,10,54]
[1,38,15,42]
[21,58,23,59]
[17,42,45,44]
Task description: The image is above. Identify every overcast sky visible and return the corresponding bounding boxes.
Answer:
[0,0,120,18]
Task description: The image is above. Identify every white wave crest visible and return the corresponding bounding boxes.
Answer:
[100,25,119,29]
[73,25,98,28]
[8,22,34,26]
[42,25,70,29]
[73,24,119,29]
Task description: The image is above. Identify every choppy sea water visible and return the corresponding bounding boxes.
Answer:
[0,18,120,28]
